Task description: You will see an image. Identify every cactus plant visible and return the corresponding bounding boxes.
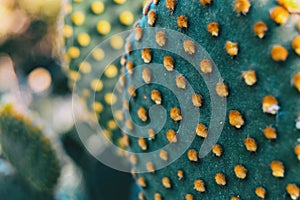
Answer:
[119,0,300,199]
[0,105,60,193]
[0,0,143,199]
[1,0,146,199]
[0,173,53,200]
[62,2,147,199]
[64,0,144,71]
[64,0,145,145]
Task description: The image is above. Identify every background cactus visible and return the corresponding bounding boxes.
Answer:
[1,0,148,199]
[0,172,52,200]
[64,0,144,141]
[0,105,60,193]
[62,0,145,199]
[120,0,300,199]
[0,0,80,199]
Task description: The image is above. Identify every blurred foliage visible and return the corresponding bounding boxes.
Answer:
[0,0,69,95]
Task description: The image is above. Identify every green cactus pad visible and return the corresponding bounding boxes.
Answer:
[0,173,53,200]
[120,0,300,199]
[0,105,60,192]
[64,0,145,147]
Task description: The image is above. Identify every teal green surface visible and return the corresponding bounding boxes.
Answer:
[122,0,300,199]
[0,106,60,193]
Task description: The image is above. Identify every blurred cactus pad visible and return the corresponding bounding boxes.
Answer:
[64,0,144,143]
[119,0,300,199]
[62,1,146,199]
[0,105,60,193]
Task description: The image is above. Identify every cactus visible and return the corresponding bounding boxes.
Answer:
[64,0,144,71]
[0,173,52,200]
[62,2,146,199]
[0,105,60,193]
[119,0,300,199]
[0,159,46,199]
[64,0,145,145]
[1,0,145,199]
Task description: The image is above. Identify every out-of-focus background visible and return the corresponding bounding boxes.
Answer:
[0,0,145,199]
